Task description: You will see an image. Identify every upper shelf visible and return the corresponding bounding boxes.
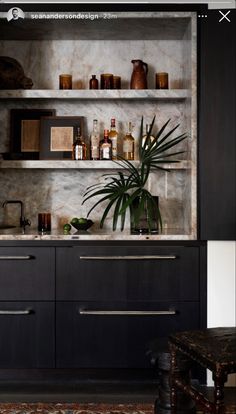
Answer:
[0,13,193,41]
[0,90,190,100]
[0,160,191,170]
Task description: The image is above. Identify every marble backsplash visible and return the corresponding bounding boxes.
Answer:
[0,168,192,234]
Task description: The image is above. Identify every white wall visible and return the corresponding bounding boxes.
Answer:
[207,241,236,386]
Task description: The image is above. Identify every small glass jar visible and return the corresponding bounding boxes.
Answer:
[113,76,121,89]
[155,72,169,89]
[100,73,113,89]
[59,74,72,90]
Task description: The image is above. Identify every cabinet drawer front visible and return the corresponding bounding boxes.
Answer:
[56,246,199,301]
[0,302,55,368]
[56,301,200,369]
[0,247,55,300]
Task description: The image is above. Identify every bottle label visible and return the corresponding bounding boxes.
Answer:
[111,140,117,158]
[123,141,133,153]
[91,146,99,159]
[74,145,83,160]
[91,134,100,159]
[112,147,117,158]
[103,147,110,159]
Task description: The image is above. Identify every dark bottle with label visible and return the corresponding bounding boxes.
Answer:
[100,129,112,160]
[89,75,99,90]
[72,126,87,160]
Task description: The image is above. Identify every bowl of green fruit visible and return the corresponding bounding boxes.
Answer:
[70,217,94,231]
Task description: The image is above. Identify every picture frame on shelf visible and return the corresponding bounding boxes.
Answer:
[39,116,84,160]
[10,108,56,160]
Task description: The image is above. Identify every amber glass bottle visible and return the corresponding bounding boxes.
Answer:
[123,122,134,160]
[108,118,118,160]
[89,75,98,89]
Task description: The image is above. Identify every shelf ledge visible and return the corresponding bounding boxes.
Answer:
[0,160,191,170]
[0,89,190,100]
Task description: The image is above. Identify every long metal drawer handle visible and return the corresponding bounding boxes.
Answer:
[79,309,176,316]
[0,255,32,260]
[0,310,32,315]
[79,255,177,260]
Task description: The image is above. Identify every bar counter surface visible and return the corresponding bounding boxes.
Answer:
[0,228,196,241]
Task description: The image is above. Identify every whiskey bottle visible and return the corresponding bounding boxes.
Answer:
[142,124,155,149]
[123,122,135,160]
[100,129,112,160]
[72,126,86,160]
[90,119,100,160]
[108,118,118,160]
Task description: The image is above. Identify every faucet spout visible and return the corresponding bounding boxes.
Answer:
[2,200,30,230]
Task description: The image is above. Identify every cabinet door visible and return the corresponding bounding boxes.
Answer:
[0,247,55,300]
[0,302,54,368]
[56,246,199,302]
[56,301,200,368]
[199,10,236,240]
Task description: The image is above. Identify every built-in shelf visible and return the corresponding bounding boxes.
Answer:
[0,90,190,100]
[0,12,192,41]
[0,160,191,170]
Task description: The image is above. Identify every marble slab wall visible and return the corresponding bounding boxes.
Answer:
[0,13,197,237]
[0,99,191,233]
[0,99,187,154]
[0,38,186,90]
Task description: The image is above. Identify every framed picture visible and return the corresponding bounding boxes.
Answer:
[10,109,56,160]
[39,116,84,160]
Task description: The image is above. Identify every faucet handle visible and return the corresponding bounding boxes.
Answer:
[20,218,31,228]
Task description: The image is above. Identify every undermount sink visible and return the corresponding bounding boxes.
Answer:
[0,225,16,229]
[0,226,30,235]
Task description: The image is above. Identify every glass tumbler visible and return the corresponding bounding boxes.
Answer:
[38,213,51,233]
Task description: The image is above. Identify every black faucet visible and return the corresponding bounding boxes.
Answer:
[2,200,31,231]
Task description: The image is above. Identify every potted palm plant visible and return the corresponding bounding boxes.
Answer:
[82,116,188,233]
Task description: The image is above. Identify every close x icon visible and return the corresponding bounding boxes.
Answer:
[218,10,231,22]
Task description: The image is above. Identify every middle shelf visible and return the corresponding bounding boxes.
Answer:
[0,160,191,170]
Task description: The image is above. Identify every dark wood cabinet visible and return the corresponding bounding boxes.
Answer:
[0,247,55,300]
[0,247,55,369]
[0,302,54,368]
[199,9,236,240]
[56,243,206,370]
[56,301,200,369]
[56,246,199,302]
[0,241,206,379]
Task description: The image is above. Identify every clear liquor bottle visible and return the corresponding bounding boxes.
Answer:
[142,124,155,149]
[100,129,112,160]
[123,122,135,160]
[108,118,118,160]
[72,126,86,160]
[90,119,100,160]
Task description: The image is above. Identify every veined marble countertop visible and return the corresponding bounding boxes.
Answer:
[0,228,194,241]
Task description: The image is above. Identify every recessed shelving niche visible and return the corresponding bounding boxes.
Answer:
[0,11,197,238]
